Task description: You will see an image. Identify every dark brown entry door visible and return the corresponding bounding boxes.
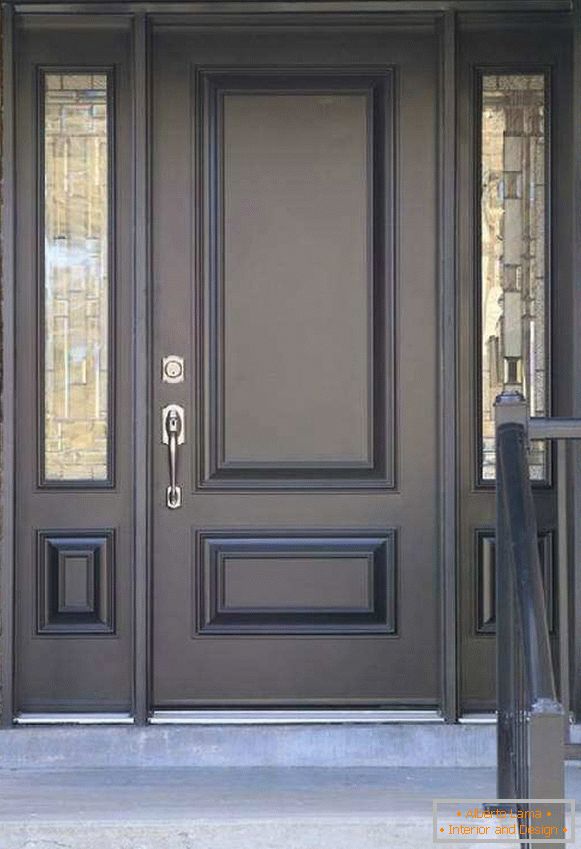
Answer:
[14,25,135,714]
[151,25,439,708]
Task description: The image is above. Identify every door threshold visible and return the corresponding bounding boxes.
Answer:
[14,713,134,726]
[12,709,446,726]
[149,709,444,725]
[458,713,496,724]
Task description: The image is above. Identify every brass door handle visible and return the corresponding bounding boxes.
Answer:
[162,404,185,509]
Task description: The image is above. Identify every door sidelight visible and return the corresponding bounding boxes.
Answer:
[162,404,185,509]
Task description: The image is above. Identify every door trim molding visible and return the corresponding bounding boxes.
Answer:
[1,3,16,729]
[132,11,151,726]
[437,9,459,722]
[573,0,581,722]
[7,2,574,15]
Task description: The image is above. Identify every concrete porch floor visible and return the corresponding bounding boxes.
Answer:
[0,766,580,849]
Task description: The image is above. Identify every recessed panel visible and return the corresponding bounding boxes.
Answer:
[222,557,371,610]
[37,531,115,635]
[223,92,368,464]
[198,71,393,488]
[475,529,554,635]
[196,532,396,635]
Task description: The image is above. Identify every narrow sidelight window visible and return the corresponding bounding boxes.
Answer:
[42,72,112,483]
[480,73,549,482]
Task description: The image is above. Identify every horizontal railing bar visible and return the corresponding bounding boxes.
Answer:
[565,743,581,760]
[529,417,581,439]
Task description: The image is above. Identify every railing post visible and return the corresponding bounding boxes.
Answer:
[495,390,566,849]
[495,390,528,801]
[528,708,565,847]
[557,439,571,732]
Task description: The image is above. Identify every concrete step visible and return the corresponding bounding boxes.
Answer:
[5,766,579,849]
[0,722,496,768]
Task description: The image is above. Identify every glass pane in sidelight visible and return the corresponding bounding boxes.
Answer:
[43,72,110,482]
[480,74,548,481]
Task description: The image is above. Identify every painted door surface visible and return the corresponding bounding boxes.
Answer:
[151,26,439,708]
[9,12,576,720]
[15,25,135,713]
[457,25,571,713]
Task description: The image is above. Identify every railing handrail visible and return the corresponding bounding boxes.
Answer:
[497,420,559,708]
[529,417,581,440]
[495,390,565,821]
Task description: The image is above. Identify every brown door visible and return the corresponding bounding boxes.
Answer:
[457,23,572,714]
[9,11,575,721]
[151,25,440,708]
[14,24,135,714]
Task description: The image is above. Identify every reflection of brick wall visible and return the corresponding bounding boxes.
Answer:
[481,75,546,481]
[44,74,109,481]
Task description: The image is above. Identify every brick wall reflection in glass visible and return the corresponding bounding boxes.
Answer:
[481,74,547,481]
[44,73,109,482]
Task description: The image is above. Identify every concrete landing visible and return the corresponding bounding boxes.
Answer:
[0,723,496,768]
[0,766,580,849]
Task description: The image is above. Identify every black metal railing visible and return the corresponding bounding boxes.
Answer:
[495,390,568,847]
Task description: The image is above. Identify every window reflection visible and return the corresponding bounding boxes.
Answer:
[43,73,110,482]
[481,74,547,481]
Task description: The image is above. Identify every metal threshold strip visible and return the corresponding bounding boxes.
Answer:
[149,709,444,724]
[13,709,445,725]
[14,713,135,725]
[458,713,496,724]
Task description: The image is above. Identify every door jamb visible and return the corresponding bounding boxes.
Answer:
[572,0,581,722]
[1,2,16,729]
[132,11,151,726]
[438,8,459,722]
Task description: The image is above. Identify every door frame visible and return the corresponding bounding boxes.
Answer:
[0,0,576,727]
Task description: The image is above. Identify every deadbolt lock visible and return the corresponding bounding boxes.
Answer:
[162,355,184,384]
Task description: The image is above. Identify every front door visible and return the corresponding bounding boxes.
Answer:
[11,9,573,721]
[151,26,439,709]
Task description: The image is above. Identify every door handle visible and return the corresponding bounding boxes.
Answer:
[162,404,185,509]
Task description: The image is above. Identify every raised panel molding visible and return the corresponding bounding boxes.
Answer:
[195,531,397,636]
[37,531,115,635]
[475,529,555,635]
[195,67,395,490]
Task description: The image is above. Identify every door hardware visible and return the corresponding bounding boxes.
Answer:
[162,355,185,384]
[162,404,185,509]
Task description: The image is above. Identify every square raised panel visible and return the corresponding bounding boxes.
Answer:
[196,531,397,636]
[37,531,115,635]
[196,69,394,489]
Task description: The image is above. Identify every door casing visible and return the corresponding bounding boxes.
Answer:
[1,0,578,726]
